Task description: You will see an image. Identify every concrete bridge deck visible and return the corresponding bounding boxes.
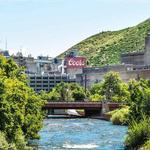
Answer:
[43,102,121,110]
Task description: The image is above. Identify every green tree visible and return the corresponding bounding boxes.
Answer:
[39,90,51,101]
[54,82,70,101]
[0,55,45,148]
[89,72,129,102]
[69,83,86,101]
[101,71,129,102]
[48,89,61,101]
[128,79,150,121]
[90,82,103,95]
[72,89,85,101]
[52,82,86,102]
[125,79,150,150]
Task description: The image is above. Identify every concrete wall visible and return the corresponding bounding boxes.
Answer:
[76,64,150,89]
[67,68,83,79]
[76,65,138,88]
[26,61,37,73]
[121,35,150,66]
[134,69,150,79]
[121,52,144,65]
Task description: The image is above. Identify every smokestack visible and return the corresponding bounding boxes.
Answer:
[145,34,150,51]
[144,34,150,65]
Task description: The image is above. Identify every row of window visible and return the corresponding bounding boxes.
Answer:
[30,80,76,92]
[30,80,69,84]
[30,77,68,80]
[30,85,55,87]
[30,81,55,83]
[30,81,75,88]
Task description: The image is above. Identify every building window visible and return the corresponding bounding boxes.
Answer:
[43,85,48,87]
[30,85,35,87]
[49,85,54,87]
[36,85,42,87]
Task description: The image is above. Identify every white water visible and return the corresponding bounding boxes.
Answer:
[63,143,99,148]
[29,118,128,150]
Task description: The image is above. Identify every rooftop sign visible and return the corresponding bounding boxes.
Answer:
[65,57,86,68]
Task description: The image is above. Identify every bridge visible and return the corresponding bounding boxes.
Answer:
[43,102,121,116]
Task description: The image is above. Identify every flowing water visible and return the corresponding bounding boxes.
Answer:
[29,118,127,150]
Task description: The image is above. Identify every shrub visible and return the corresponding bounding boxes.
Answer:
[0,132,9,150]
[125,117,150,149]
[110,106,129,125]
[48,89,61,101]
[90,94,103,102]
[72,89,85,101]
[14,128,29,150]
[143,140,150,150]
[106,109,118,116]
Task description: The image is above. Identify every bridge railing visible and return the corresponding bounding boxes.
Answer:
[46,101,124,105]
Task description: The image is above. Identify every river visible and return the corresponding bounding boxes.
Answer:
[29,118,128,150]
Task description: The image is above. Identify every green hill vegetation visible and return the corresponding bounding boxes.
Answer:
[59,18,150,66]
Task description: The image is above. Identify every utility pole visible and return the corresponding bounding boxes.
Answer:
[66,88,69,102]
[84,74,87,94]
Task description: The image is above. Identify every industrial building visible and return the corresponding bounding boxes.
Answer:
[28,74,76,92]
[76,34,150,88]
[1,34,150,92]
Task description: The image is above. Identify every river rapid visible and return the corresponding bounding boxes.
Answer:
[29,118,127,150]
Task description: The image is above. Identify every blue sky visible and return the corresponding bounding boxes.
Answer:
[0,0,150,57]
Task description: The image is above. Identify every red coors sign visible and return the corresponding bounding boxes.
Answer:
[66,57,86,68]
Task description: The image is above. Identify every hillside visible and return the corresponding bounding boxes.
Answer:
[59,18,150,67]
